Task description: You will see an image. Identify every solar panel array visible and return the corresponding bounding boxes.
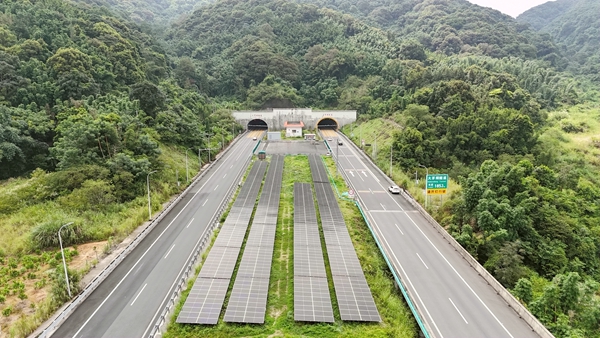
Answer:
[177,161,267,325]
[308,155,381,322]
[224,155,284,323]
[293,183,334,322]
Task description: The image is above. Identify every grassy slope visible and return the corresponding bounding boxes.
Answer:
[542,103,600,170]
[0,144,200,336]
[164,155,417,337]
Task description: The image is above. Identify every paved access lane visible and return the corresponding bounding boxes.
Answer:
[51,135,258,338]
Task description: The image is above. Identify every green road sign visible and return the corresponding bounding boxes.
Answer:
[426,174,448,195]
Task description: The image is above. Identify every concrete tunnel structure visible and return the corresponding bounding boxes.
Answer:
[233,108,356,131]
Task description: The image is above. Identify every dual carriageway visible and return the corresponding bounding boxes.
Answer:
[43,128,550,338]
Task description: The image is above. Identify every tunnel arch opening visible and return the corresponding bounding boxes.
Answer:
[316,117,339,130]
[247,119,268,130]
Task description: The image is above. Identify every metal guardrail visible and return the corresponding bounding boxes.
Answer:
[147,144,254,337]
[336,131,554,338]
[36,133,247,338]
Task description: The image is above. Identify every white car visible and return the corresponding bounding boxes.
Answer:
[388,185,401,194]
[252,136,257,141]
[327,138,333,142]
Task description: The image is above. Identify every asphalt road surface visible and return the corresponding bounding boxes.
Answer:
[330,134,539,338]
[51,134,259,338]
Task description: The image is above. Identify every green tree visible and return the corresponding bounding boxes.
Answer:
[129,82,165,119]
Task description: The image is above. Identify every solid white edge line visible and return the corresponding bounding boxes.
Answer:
[163,245,175,259]
[449,298,468,324]
[416,253,429,270]
[73,138,252,338]
[404,213,515,338]
[130,284,147,306]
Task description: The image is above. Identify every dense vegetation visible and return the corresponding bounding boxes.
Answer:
[1,0,599,336]
[0,0,234,334]
[295,0,561,62]
[73,0,213,28]
[518,0,600,81]
[166,0,578,109]
[347,103,600,338]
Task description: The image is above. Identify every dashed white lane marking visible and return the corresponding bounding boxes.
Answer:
[394,223,404,235]
[130,284,147,306]
[164,245,175,259]
[416,253,429,270]
[449,298,468,324]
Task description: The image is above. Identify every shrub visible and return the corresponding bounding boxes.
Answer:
[34,279,46,289]
[50,267,81,304]
[560,121,586,133]
[21,255,35,270]
[11,281,25,292]
[30,221,85,250]
[38,165,111,200]
[0,295,4,303]
[8,258,18,269]
[57,179,116,211]
[2,306,12,317]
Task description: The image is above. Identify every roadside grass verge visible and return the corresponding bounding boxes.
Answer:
[164,155,417,337]
[321,156,417,337]
[0,144,200,337]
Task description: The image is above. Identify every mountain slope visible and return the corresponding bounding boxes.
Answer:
[294,0,560,62]
[73,0,213,27]
[518,0,600,80]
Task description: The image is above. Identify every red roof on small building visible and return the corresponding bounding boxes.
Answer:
[284,121,304,128]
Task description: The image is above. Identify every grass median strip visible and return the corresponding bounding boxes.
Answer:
[165,155,417,337]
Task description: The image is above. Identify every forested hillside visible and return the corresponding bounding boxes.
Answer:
[0,0,233,181]
[1,0,599,336]
[294,0,561,63]
[518,0,600,80]
[167,0,578,108]
[73,0,213,28]
[0,1,233,333]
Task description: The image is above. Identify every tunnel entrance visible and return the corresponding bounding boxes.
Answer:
[316,118,338,130]
[247,119,268,130]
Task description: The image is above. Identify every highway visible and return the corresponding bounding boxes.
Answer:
[50,131,262,338]
[325,130,539,338]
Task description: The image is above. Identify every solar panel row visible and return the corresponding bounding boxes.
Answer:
[177,161,268,325]
[224,155,284,324]
[308,155,381,322]
[293,183,334,323]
